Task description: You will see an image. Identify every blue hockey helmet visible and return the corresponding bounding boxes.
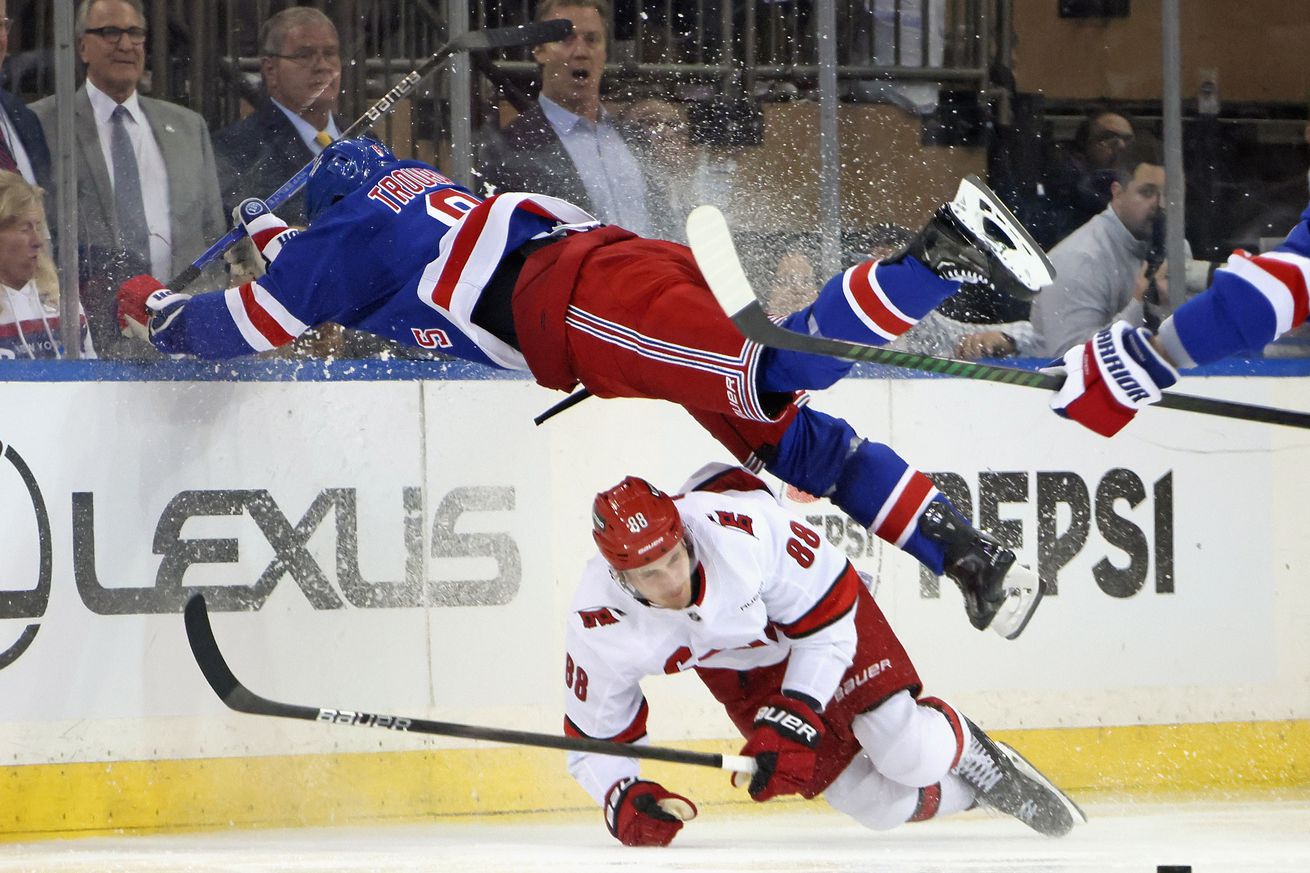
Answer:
[305,137,397,222]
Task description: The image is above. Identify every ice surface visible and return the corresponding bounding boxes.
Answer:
[0,796,1306,873]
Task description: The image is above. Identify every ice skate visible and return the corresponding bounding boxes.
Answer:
[888,175,1055,296]
[953,719,1086,837]
[918,500,1043,640]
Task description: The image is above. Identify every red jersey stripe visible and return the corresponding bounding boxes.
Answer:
[1250,253,1309,329]
[847,261,915,337]
[776,562,859,639]
[563,698,650,744]
[429,195,499,311]
[874,472,936,545]
[238,282,295,346]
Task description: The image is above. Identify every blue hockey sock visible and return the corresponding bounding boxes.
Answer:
[756,258,960,393]
[767,407,953,574]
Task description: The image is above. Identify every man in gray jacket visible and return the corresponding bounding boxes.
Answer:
[32,0,224,357]
[1029,142,1172,358]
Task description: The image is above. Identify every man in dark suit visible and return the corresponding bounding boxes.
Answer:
[477,0,664,239]
[213,6,342,227]
[31,0,225,357]
[0,0,52,192]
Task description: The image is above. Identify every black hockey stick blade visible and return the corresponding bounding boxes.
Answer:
[447,19,573,53]
[183,594,755,775]
[686,205,1310,431]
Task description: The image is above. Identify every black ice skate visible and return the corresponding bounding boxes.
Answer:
[918,500,1042,640]
[886,176,1056,295]
[953,719,1086,837]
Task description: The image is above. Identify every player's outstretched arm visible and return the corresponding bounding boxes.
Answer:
[1048,203,1310,437]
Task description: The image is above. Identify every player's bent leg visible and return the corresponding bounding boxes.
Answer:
[822,755,922,831]
[850,691,963,788]
[917,500,1043,640]
[952,718,1086,837]
[824,751,977,830]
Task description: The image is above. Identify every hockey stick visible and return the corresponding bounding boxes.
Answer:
[168,19,575,291]
[183,594,756,776]
[534,388,592,425]
[686,205,1310,431]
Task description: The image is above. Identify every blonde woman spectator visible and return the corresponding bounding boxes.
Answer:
[0,172,94,359]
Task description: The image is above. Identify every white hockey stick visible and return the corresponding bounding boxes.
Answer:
[183,594,756,776]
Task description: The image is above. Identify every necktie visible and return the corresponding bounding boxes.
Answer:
[0,124,18,174]
[110,105,151,269]
[315,130,333,149]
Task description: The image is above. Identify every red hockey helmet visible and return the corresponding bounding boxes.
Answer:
[592,477,685,571]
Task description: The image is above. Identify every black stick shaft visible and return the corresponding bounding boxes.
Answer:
[534,389,592,425]
[183,594,754,774]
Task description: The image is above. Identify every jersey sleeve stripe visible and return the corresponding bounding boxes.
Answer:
[1224,253,1298,336]
[842,261,916,341]
[871,470,939,548]
[563,698,650,745]
[1249,251,1310,329]
[776,562,860,639]
[224,281,305,351]
[427,195,499,311]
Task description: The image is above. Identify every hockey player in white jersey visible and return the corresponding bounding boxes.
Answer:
[564,466,1084,847]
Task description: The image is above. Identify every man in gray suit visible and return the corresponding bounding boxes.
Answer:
[32,0,224,357]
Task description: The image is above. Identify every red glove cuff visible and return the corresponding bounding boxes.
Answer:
[115,274,167,333]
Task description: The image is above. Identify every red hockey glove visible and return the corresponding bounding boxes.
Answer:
[1045,320,1179,437]
[115,274,190,352]
[116,274,166,338]
[234,197,299,267]
[604,777,697,847]
[733,692,825,801]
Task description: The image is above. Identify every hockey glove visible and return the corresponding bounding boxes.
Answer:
[234,197,299,268]
[115,274,191,353]
[603,777,697,847]
[1044,320,1178,438]
[733,692,825,801]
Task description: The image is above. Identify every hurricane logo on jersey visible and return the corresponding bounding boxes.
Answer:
[578,606,625,629]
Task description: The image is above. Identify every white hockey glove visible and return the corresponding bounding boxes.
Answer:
[234,197,299,268]
[1044,320,1178,437]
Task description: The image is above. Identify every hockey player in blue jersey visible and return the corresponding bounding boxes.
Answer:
[117,137,1062,640]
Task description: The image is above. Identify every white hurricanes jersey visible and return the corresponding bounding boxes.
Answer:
[563,466,862,804]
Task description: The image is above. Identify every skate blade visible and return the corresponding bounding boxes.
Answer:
[997,740,1089,829]
[990,561,1043,641]
[949,175,1056,292]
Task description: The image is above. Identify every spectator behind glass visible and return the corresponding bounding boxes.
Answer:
[213,6,342,226]
[31,0,225,359]
[618,97,731,243]
[476,0,665,237]
[0,0,52,193]
[1027,139,1174,357]
[0,172,94,359]
[1036,107,1136,249]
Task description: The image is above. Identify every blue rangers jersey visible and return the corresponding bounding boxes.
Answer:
[169,160,598,366]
